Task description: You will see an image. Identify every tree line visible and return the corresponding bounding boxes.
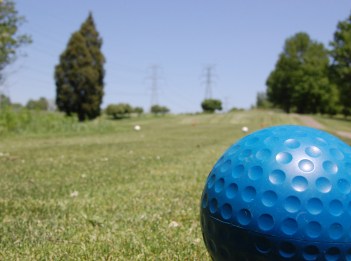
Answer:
[263,12,351,116]
[0,94,50,111]
[0,1,225,118]
[2,1,351,119]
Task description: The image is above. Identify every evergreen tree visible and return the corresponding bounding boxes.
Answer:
[79,13,105,118]
[55,13,105,121]
[266,32,337,114]
[330,12,351,117]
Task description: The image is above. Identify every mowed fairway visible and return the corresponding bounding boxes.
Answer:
[1,111,305,260]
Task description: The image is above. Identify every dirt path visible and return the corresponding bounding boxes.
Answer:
[335,131,351,140]
[296,115,326,130]
[296,115,351,140]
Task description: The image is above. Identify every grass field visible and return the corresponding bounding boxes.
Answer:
[314,114,351,133]
[1,110,349,260]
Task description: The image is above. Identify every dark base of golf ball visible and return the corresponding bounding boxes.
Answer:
[200,125,351,260]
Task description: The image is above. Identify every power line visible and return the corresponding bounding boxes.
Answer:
[202,65,216,99]
[106,90,147,97]
[162,92,196,112]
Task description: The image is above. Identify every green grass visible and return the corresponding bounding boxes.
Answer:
[313,114,351,132]
[0,108,131,137]
[0,110,333,260]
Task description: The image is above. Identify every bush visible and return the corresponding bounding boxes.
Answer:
[0,108,122,136]
[133,106,144,116]
[105,103,133,119]
[0,94,11,109]
[26,97,49,111]
[229,107,245,112]
[150,105,170,115]
[201,99,222,113]
[0,107,31,133]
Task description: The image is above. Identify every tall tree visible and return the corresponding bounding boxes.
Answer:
[330,12,351,117]
[266,53,297,113]
[267,32,337,114]
[0,0,31,84]
[79,13,105,118]
[55,13,105,121]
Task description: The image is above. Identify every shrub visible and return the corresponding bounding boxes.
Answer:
[201,99,222,113]
[105,103,132,119]
[150,105,170,115]
[133,106,144,116]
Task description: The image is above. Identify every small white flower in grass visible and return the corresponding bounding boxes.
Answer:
[193,238,201,244]
[169,221,180,228]
[70,191,79,197]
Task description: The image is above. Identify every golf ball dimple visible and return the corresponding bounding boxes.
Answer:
[200,125,351,260]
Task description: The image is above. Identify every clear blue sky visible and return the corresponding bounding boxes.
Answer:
[4,0,351,113]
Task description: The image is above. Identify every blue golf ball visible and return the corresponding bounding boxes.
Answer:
[200,125,351,260]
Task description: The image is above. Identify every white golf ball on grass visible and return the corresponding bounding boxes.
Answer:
[241,126,249,133]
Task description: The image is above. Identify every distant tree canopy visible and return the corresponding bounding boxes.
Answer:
[229,107,244,112]
[55,13,105,122]
[0,94,23,110]
[0,93,11,108]
[26,97,49,111]
[105,103,133,119]
[330,12,351,117]
[255,92,272,109]
[266,32,337,114]
[201,99,222,113]
[150,105,170,115]
[0,0,31,83]
[133,106,144,116]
